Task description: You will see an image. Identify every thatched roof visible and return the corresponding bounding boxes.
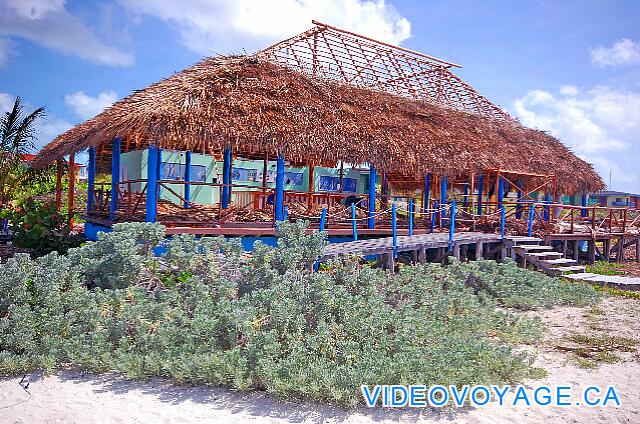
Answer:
[33,54,603,193]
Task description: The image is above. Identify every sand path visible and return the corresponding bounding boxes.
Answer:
[1,297,639,423]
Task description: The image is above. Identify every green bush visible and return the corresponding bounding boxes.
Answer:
[0,199,83,256]
[0,221,600,406]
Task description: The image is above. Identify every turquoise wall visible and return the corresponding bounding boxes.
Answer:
[120,149,373,207]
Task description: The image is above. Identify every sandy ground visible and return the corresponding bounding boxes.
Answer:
[1,296,639,424]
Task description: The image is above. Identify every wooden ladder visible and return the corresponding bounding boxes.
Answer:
[504,236,586,277]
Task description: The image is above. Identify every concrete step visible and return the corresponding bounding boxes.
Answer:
[564,273,599,280]
[542,258,577,266]
[515,245,553,251]
[526,251,562,258]
[548,265,587,275]
[506,236,541,245]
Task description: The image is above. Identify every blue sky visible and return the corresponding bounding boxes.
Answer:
[1,0,639,192]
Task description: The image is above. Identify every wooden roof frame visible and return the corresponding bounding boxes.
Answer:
[258,20,510,120]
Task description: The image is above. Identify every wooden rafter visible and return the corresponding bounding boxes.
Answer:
[258,20,511,120]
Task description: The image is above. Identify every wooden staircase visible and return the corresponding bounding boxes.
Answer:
[504,236,586,277]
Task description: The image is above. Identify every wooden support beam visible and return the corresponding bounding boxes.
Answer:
[55,159,63,212]
[562,240,568,257]
[67,152,76,228]
[573,240,580,261]
[475,241,484,260]
[86,147,96,214]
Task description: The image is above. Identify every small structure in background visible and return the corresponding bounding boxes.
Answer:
[590,191,640,208]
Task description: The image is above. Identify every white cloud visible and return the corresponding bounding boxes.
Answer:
[0,91,72,150]
[0,0,133,66]
[0,92,14,114]
[591,38,640,67]
[64,90,118,120]
[118,0,411,55]
[0,37,15,66]
[512,86,640,192]
[559,85,579,96]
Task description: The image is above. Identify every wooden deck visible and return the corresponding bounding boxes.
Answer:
[320,232,502,269]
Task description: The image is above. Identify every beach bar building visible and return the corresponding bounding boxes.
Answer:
[34,20,638,264]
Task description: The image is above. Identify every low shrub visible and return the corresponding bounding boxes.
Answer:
[0,221,600,406]
[0,198,83,256]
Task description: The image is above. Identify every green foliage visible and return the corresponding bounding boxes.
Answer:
[587,261,625,276]
[1,198,83,256]
[0,221,601,406]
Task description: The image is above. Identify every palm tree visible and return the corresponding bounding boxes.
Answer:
[0,96,51,208]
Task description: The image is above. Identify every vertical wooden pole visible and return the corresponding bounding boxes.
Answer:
[381,171,388,210]
[408,198,414,236]
[221,146,231,209]
[392,203,397,258]
[274,151,285,221]
[368,166,376,229]
[423,173,431,212]
[449,200,457,251]
[351,202,358,241]
[581,192,588,218]
[476,175,484,216]
[184,151,192,208]
[156,147,162,198]
[67,151,76,227]
[110,137,121,222]
[528,203,535,237]
[338,161,344,193]
[87,147,96,214]
[515,179,523,219]
[146,144,158,222]
[262,152,268,208]
[307,161,315,212]
[55,159,63,211]
[440,175,447,220]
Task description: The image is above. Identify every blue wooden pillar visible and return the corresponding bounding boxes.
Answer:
[463,182,469,208]
[368,166,376,229]
[184,151,192,208]
[497,175,504,208]
[109,137,121,222]
[408,198,414,236]
[449,200,456,251]
[156,147,162,198]
[146,144,158,222]
[351,202,358,241]
[392,203,397,258]
[440,175,447,219]
[528,203,535,237]
[87,146,96,213]
[221,146,231,209]
[423,173,431,211]
[581,192,588,218]
[477,175,484,216]
[544,192,552,222]
[274,151,285,221]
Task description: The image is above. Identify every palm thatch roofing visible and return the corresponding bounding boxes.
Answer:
[33,23,604,194]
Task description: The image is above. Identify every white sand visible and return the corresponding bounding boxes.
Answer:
[1,297,639,424]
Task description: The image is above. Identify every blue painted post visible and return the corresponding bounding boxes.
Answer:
[581,192,588,218]
[544,192,552,222]
[351,202,358,241]
[86,146,96,213]
[497,175,504,208]
[449,200,456,251]
[109,137,121,222]
[221,147,231,209]
[423,173,431,211]
[392,203,397,258]
[368,166,376,229]
[500,205,506,239]
[184,151,192,208]
[431,200,438,233]
[477,175,484,216]
[515,180,523,219]
[440,175,447,219]
[146,144,158,222]
[156,147,162,198]
[283,206,288,221]
[408,198,414,236]
[381,171,388,210]
[274,152,285,221]
[528,203,535,237]
[319,207,327,232]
